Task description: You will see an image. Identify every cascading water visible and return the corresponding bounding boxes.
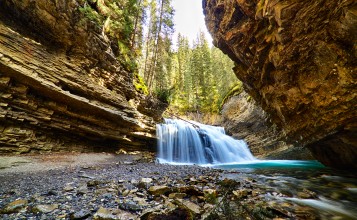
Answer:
[156,118,256,164]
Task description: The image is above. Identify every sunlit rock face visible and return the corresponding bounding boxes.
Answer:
[0,0,165,153]
[203,0,357,169]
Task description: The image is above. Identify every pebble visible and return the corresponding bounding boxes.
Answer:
[1,155,348,219]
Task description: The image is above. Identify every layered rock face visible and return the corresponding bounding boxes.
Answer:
[221,91,312,160]
[0,0,165,154]
[203,0,356,169]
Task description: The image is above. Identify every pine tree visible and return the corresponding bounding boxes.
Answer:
[141,0,174,94]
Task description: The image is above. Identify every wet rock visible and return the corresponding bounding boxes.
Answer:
[233,189,249,199]
[203,189,217,204]
[219,178,240,188]
[297,189,317,199]
[148,185,171,196]
[1,199,28,214]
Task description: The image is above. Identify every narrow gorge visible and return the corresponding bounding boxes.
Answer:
[1,1,357,219]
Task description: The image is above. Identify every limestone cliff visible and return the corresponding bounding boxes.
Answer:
[221,90,313,160]
[203,0,357,169]
[0,0,165,154]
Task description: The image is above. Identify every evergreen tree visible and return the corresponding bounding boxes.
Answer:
[141,0,174,92]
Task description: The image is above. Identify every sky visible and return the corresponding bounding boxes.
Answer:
[171,0,213,46]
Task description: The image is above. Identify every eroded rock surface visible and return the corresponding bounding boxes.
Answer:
[203,0,357,169]
[0,0,165,154]
[221,91,313,160]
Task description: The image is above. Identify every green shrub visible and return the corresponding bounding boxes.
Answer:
[134,73,149,95]
[79,5,103,25]
[220,81,243,109]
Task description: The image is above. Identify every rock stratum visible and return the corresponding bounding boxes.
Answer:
[203,0,357,169]
[0,0,165,154]
[221,90,313,160]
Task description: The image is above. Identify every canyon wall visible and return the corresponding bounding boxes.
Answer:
[221,90,313,160]
[0,0,165,154]
[203,0,356,169]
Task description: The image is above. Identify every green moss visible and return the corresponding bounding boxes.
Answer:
[133,73,148,95]
[117,40,137,72]
[79,5,103,25]
[220,81,243,109]
[247,95,252,102]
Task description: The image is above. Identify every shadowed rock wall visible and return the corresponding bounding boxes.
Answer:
[0,0,165,154]
[203,0,356,169]
[221,91,313,160]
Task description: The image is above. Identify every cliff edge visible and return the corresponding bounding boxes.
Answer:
[0,0,165,154]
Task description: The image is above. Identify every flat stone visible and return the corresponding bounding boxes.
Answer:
[1,199,28,214]
[70,210,92,220]
[148,185,170,196]
[32,204,59,213]
[176,199,201,214]
[119,200,143,211]
[140,177,153,184]
[93,207,136,220]
[76,185,88,195]
[169,193,187,199]
[133,197,149,206]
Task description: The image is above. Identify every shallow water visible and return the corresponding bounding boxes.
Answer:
[213,159,325,169]
[218,160,357,219]
[157,119,357,219]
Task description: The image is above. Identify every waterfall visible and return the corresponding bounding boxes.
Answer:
[156,118,256,164]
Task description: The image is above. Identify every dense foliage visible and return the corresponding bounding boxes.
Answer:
[165,33,239,114]
[79,0,146,71]
[79,0,239,114]
[138,1,238,114]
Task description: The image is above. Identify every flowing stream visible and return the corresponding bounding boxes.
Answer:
[156,118,357,219]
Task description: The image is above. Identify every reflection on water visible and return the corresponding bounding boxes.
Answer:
[217,160,357,219]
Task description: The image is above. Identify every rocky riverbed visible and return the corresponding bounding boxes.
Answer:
[1,152,356,220]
